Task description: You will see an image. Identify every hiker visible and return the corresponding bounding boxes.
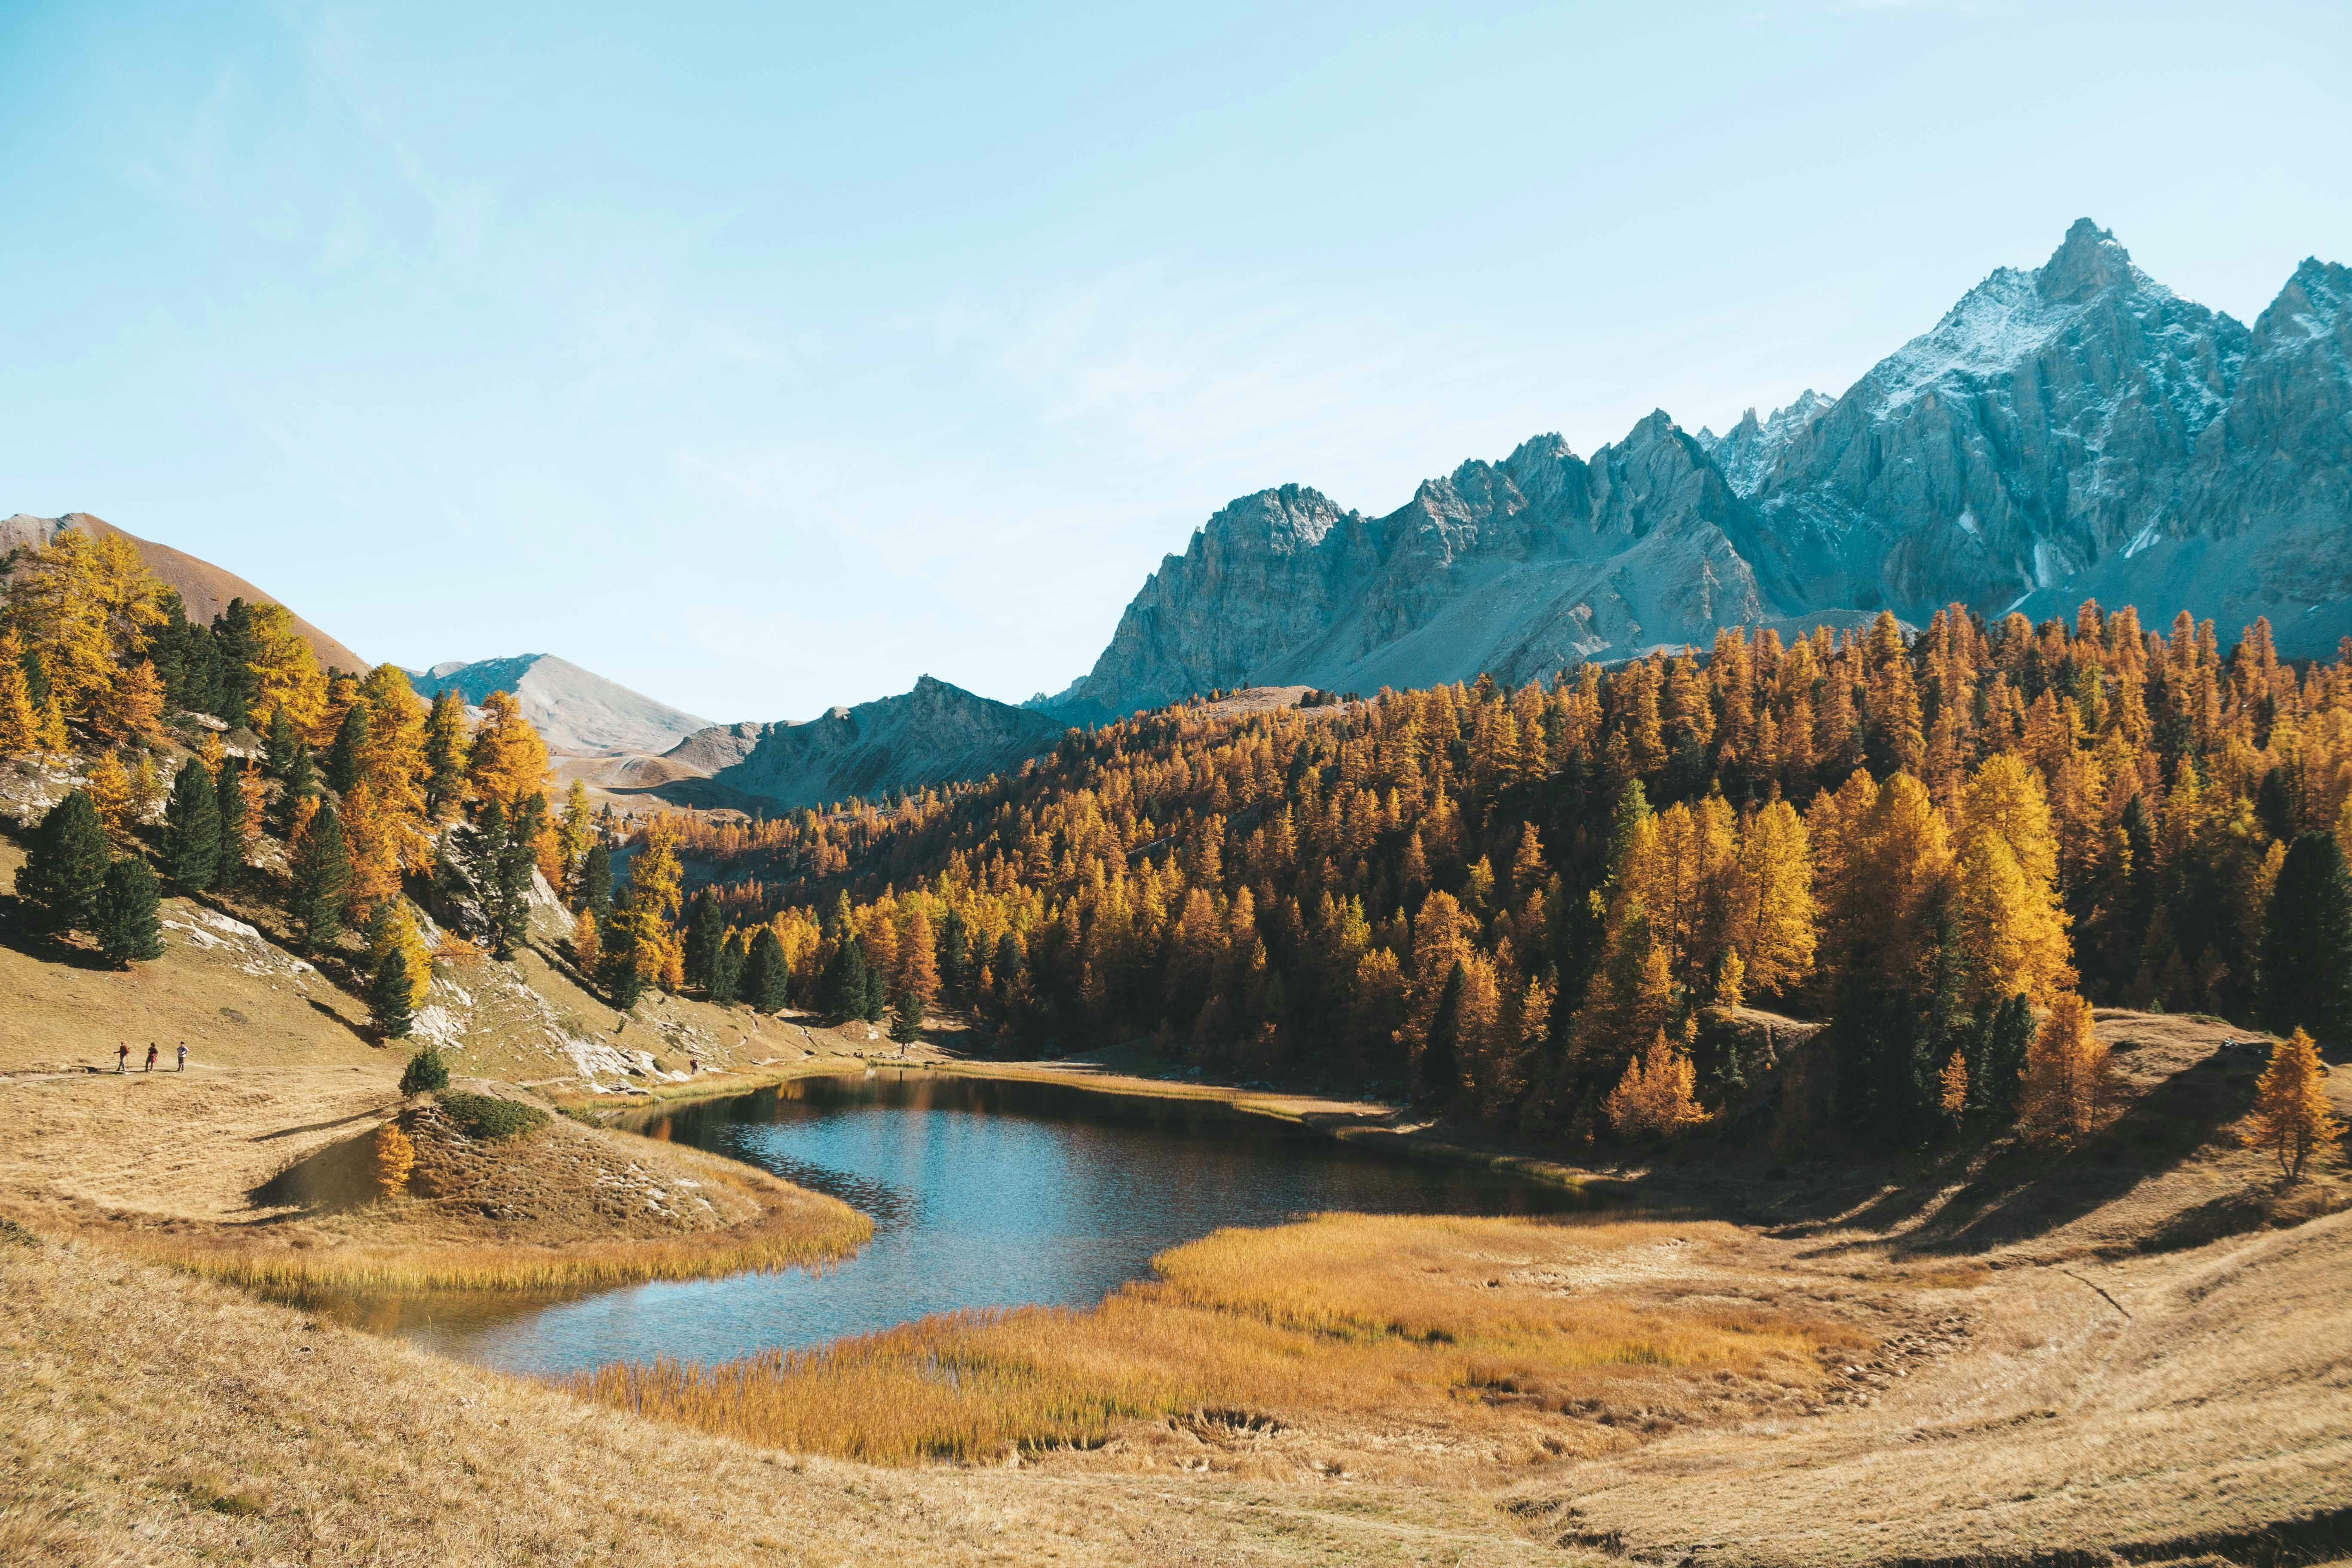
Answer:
[177,1042,188,1072]
[688,1056,699,1075]
[116,1043,128,1073]
[144,1043,158,1072]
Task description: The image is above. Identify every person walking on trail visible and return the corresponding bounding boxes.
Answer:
[176,1042,188,1072]
[116,1043,129,1074]
[144,1043,158,1072]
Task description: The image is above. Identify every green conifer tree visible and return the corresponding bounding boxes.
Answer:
[325,698,370,795]
[214,757,250,883]
[2260,832,2352,1044]
[861,965,889,1025]
[288,797,352,952]
[684,888,726,992]
[710,929,747,1006]
[162,757,221,891]
[15,789,110,934]
[95,854,165,965]
[745,927,790,1012]
[369,946,415,1039]
[580,841,614,922]
[212,600,258,729]
[888,986,924,1048]
[423,688,466,817]
[262,705,301,780]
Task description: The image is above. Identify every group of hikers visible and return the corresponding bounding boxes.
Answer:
[115,1041,187,1073]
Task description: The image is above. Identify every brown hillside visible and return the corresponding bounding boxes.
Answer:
[2,511,371,674]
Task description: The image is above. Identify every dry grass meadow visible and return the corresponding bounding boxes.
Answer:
[4,805,2349,1563]
[573,1215,1873,1476]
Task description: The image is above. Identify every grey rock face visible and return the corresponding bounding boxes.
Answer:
[667,675,1063,811]
[1062,218,2352,714]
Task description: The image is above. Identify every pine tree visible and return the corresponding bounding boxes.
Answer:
[487,793,544,959]
[2259,833,2352,1045]
[263,705,302,780]
[746,926,790,1012]
[580,842,614,922]
[212,599,258,729]
[888,986,924,1048]
[214,758,252,882]
[2242,1029,2345,1181]
[273,738,318,835]
[369,946,416,1039]
[288,797,352,952]
[684,888,726,991]
[95,854,165,965]
[325,697,369,794]
[161,758,221,891]
[399,1045,450,1095]
[710,929,747,1006]
[861,964,889,1024]
[822,935,869,1018]
[16,789,110,933]
[423,688,467,817]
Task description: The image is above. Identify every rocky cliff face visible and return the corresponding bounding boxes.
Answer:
[665,675,1063,811]
[1057,220,2352,714]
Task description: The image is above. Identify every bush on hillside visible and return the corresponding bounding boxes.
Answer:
[435,1090,549,1142]
[398,1045,450,1096]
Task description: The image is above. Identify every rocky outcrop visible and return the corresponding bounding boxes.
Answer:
[1058,219,2352,714]
[405,654,710,757]
[666,676,1063,811]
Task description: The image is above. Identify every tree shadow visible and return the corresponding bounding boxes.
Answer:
[0,891,127,971]
[251,1125,383,1213]
[1891,1046,2268,1256]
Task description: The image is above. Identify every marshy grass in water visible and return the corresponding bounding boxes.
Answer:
[567,1213,1869,1470]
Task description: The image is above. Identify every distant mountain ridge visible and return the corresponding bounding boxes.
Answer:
[1053,219,2352,719]
[403,654,710,757]
[654,675,1062,812]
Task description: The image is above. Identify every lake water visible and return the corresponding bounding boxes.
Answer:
[369,1069,1596,1375]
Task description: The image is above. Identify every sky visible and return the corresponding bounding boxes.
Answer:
[3,1,2349,722]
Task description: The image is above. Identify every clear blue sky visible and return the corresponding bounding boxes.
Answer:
[3,1,2348,721]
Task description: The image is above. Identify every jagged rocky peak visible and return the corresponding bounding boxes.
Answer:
[1704,390,1836,497]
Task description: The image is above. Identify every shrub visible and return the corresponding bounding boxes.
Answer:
[435,1090,550,1142]
[398,1045,450,1096]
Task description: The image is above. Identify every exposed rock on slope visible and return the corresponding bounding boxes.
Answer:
[404,654,710,757]
[1,512,370,673]
[661,676,1062,811]
[1060,220,2352,715]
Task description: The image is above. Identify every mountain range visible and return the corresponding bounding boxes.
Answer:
[1048,219,2352,717]
[19,219,2349,812]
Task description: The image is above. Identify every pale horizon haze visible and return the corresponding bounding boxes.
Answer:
[3,1,2349,720]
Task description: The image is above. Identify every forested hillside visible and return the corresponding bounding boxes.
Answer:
[633,602,2352,1156]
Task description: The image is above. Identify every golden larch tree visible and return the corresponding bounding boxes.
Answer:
[2018,994,2119,1146]
[1604,1030,1706,1138]
[2241,1029,2344,1181]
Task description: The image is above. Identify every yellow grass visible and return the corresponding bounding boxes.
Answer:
[571,1214,1867,1471]
[123,1200,873,1295]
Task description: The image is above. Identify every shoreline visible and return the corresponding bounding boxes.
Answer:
[578,1045,1644,1204]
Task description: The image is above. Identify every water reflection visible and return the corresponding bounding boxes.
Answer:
[367,1069,1598,1375]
